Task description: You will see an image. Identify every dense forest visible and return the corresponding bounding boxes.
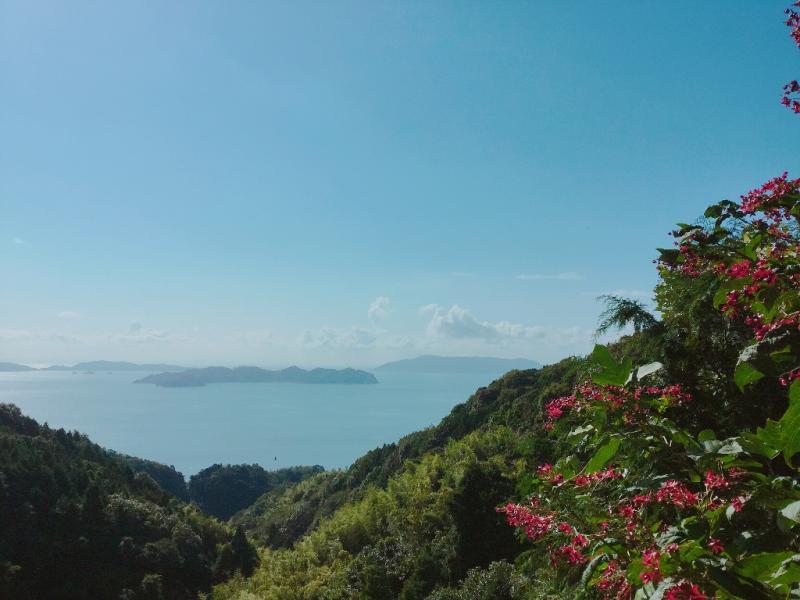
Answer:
[0,405,259,599]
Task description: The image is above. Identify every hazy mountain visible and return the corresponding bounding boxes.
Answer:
[0,362,37,372]
[374,355,541,374]
[42,360,185,372]
[134,366,379,387]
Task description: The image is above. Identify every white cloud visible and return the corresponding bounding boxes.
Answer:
[12,237,24,245]
[368,296,391,322]
[235,329,274,347]
[300,327,377,349]
[422,304,592,347]
[516,272,583,281]
[113,322,187,344]
[426,304,503,340]
[418,303,439,316]
[57,311,81,319]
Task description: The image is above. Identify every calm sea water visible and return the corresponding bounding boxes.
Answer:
[0,370,498,476]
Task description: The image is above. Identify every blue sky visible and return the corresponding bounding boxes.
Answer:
[1,1,798,367]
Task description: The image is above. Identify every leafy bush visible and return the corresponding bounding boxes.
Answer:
[502,170,800,598]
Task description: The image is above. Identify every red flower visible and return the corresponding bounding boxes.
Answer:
[731,495,747,512]
[499,503,554,541]
[703,470,729,490]
[639,548,661,584]
[707,538,724,554]
[664,581,708,600]
[571,534,589,548]
[551,543,587,566]
[655,480,698,508]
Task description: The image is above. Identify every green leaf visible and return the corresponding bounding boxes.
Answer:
[770,345,796,371]
[736,552,796,581]
[709,566,773,600]
[677,540,705,563]
[781,500,800,523]
[656,248,679,265]
[625,558,644,585]
[584,437,620,473]
[756,420,784,450]
[734,362,764,391]
[590,345,633,387]
[770,561,800,591]
[779,381,800,466]
[739,432,779,459]
[698,429,716,442]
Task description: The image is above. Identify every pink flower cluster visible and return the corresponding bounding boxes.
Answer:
[655,480,699,508]
[537,463,623,487]
[782,80,800,114]
[640,547,661,584]
[596,560,632,599]
[499,502,554,541]
[544,384,691,430]
[499,503,591,567]
[787,1,800,48]
[783,2,800,113]
[573,467,623,487]
[550,537,588,567]
[739,172,800,214]
[664,173,800,341]
[723,259,778,285]
[664,581,708,600]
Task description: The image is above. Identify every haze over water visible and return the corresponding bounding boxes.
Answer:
[0,369,498,476]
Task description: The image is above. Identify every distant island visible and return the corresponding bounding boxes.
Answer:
[44,360,186,372]
[374,355,541,373]
[134,366,379,387]
[0,360,187,372]
[0,362,37,372]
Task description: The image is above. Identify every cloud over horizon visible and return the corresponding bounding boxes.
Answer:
[113,322,188,344]
[300,326,377,349]
[368,296,391,322]
[421,304,592,348]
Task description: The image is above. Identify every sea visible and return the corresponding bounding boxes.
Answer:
[0,369,501,477]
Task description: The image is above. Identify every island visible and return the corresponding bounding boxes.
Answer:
[134,366,379,387]
[0,362,37,372]
[43,360,186,372]
[374,355,541,374]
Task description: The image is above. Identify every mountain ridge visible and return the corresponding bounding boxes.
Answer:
[374,354,541,373]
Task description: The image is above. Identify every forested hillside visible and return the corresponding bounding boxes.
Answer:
[211,178,800,599]
[188,464,324,521]
[0,405,258,599]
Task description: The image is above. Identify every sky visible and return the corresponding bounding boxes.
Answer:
[1,1,799,368]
